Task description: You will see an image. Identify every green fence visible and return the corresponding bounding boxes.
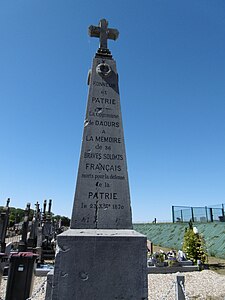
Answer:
[133,222,225,259]
[172,205,225,223]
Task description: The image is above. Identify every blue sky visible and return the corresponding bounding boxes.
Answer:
[1,0,225,222]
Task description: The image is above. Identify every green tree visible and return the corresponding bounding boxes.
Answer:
[54,215,70,227]
[182,224,207,264]
[6,207,34,227]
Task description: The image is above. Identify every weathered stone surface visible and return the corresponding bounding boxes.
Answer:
[70,56,132,229]
[89,19,119,56]
[51,229,148,300]
[50,19,148,300]
[45,269,54,300]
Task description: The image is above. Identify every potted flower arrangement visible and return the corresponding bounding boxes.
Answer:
[153,251,167,267]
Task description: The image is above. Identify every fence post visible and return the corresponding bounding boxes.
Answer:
[205,206,208,222]
[191,207,194,222]
[176,275,185,300]
[209,208,213,222]
[172,206,175,223]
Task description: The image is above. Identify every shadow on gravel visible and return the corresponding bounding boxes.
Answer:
[209,263,225,275]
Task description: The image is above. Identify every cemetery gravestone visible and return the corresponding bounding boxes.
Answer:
[0,198,10,253]
[0,199,10,286]
[18,203,31,252]
[27,202,40,249]
[51,19,148,300]
[42,200,55,260]
[5,252,38,300]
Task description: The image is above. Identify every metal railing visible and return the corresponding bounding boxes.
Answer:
[172,204,225,223]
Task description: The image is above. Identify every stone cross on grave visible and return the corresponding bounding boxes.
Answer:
[88,18,119,56]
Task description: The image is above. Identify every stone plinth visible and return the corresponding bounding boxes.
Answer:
[52,229,148,300]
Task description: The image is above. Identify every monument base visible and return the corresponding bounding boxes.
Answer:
[51,229,148,300]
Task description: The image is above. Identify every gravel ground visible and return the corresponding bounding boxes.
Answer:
[148,270,225,300]
[1,270,225,299]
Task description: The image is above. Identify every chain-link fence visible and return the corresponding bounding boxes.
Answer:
[26,277,47,300]
[172,204,225,223]
[0,274,47,300]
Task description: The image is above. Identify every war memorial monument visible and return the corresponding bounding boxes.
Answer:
[51,19,148,300]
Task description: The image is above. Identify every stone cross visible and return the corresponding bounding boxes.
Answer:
[88,19,119,55]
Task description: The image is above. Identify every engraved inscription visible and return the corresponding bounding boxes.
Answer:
[88,192,118,200]
[84,152,123,160]
[71,57,132,229]
[80,203,125,210]
[85,163,121,172]
[94,120,119,127]
[93,81,116,89]
[86,135,121,143]
[89,111,119,119]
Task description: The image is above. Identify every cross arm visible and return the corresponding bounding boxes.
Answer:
[88,25,100,38]
[108,29,119,41]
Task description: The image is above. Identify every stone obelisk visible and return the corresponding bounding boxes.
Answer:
[51,19,148,300]
[70,18,132,230]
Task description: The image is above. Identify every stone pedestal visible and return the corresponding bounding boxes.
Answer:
[52,229,148,300]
